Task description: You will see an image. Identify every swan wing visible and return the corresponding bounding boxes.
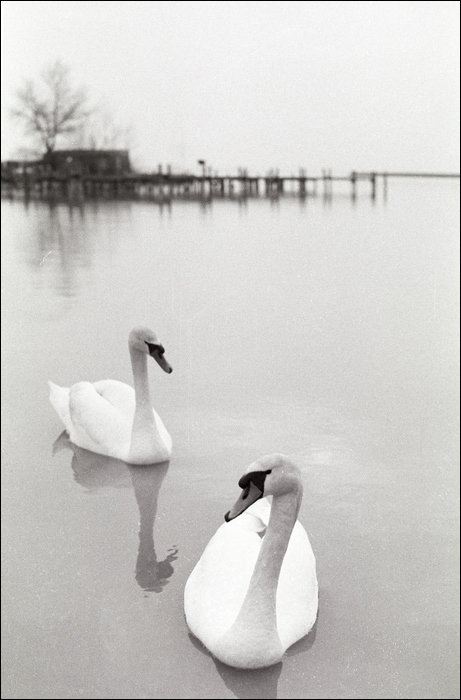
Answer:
[184,513,263,647]
[92,380,136,416]
[67,381,132,458]
[276,520,318,650]
[93,380,171,452]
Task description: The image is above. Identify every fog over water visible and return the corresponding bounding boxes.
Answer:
[1,1,459,174]
[2,179,459,698]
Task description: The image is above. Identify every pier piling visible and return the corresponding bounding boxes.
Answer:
[2,165,458,203]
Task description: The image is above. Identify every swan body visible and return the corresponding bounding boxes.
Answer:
[49,326,173,465]
[184,454,318,669]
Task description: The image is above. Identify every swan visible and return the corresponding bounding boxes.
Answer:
[48,326,173,465]
[184,454,318,669]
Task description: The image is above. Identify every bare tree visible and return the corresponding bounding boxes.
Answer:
[11,60,90,155]
[73,105,134,151]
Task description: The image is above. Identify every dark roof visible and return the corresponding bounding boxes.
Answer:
[44,149,129,159]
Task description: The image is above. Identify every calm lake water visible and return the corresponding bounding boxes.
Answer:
[2,180,459,699]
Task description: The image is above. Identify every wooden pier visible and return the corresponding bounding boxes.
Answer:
[1,168,459,203]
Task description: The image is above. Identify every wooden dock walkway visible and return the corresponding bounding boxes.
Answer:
[1,168,459,203]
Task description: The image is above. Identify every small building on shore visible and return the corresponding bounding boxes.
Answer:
[2,150,132,181]
[42,149,131,176]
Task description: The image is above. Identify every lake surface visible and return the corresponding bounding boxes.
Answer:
[2,180,459,699]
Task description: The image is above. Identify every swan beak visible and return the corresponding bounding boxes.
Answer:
[155,353,173,373]
[225,481,263,522]
[147,344,173,373]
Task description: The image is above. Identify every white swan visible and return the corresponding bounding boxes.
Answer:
[184,454,318,669]
[49,326,173,465]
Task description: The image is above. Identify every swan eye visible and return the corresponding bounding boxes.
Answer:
[265,470,272,474]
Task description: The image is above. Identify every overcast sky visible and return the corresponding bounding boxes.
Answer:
[1,0,459,175]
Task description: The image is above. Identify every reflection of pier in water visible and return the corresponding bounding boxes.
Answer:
[20,199,135,299]
[53,432,178,592]
[3,169,459,204]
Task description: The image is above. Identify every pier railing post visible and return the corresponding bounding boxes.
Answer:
[6,166,457,203]
[299,168,306,196]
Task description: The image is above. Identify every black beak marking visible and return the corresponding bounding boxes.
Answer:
[145,341,165,356]
[224,470,270,523]
[238,470,269,493]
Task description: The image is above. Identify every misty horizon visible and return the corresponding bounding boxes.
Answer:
[1,1,459,176]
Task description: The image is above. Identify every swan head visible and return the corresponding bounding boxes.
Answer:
[129,326,173,373]
[225,454,302,522]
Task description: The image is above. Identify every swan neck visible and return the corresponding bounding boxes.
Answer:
[215,487,302,666]
[130,347,152,409]
[235,488,301,623]
[250,489,301,594]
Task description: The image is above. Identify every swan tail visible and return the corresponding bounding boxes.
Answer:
[48,381,73,433]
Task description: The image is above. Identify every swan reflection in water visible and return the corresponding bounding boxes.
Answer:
[53,431,178,592]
